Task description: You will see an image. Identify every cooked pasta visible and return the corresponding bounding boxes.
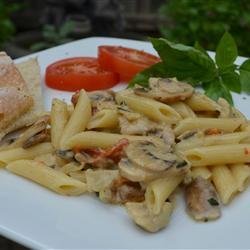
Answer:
[6,160,87,195]
[211,165,238,204]
[60,90,91,148]
[1,74,249,233]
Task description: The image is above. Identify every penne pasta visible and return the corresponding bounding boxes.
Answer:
[176,131,250,151]
[60,90,91,148]
[51,98,69,149]
[115,90,181,124]
[191,166,212,180]
[6,160,87,195]
[230,164,250,192]
[87,109,118,130]
[174,118,245,136]
[169,102,196,118]
[183,144,250,167]
[65,131,163,149]
[211,165,238,204]
[185,92,221,112]
[0,142,53,167]
[145,175,183,215]
[61,161,83,175]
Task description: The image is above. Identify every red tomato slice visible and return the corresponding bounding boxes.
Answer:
[45,57,119,91]
[98,46,160,81]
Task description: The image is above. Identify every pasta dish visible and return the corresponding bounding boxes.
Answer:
[1,77,250,233]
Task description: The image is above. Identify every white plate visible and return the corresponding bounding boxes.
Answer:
[1,37,250,249]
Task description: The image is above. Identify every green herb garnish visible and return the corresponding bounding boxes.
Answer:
[207,197,219,206]
[130,32,250,105]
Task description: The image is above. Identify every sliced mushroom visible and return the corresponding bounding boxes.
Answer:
[56,149,75,161]
[99,177,145,204]
[72,90,116,112]
[185,176,221,221]
[118,107,175,146]
[125,140,189,172]
[119,158,162,182]
[22,130,50,149]
[125,201,173,233]
[148,125,175,146]
[134,78,194,103]
[118,111,154,135]
[20,115,50,149]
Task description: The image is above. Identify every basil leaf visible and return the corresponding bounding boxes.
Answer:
[150,37,216,84]
[203,77,233,105]
[218,64,237,75]
[240,58,250,71]
[239,69,250,93]
[215,32,238,68]
[221,71,241,93]
[129,62,170,88]
[239,59,250,93]
[194,41,210,57]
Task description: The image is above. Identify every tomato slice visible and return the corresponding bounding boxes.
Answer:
[45,57,119,91]
[98,46,160,81]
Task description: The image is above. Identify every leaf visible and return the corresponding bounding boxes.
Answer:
[150,37,216,84]
[129,62,170,88]
[59,21,75,38]
[203,77,233,105]
[194,41,210,57]
[221,71,241,93]
[239,69,250,93]
[239,59,250,93]
[215,32,238,68]
[240,58,250,71]
[30,42,51,52]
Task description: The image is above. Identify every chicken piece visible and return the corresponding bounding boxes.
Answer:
[99,177,145,204]
[134,77,194,103]
[85,169,119,192]
[125,201,173,233]
[185,176,221,221]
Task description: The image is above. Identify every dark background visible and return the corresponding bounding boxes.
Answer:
[1,0,250,249]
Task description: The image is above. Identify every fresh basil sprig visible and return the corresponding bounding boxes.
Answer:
[130,32,250,105]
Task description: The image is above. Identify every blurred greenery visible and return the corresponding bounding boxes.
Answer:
[159,0,250,57]
[0,0,21,48]
[30,20,75,52]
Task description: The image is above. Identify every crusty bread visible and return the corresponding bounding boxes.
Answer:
[0,52,29,92]
[0,57,44,139]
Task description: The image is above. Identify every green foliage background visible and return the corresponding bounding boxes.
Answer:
[160,0,250,57]
[0,0,20,47]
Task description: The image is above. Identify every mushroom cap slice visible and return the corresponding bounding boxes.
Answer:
[125,201,173,233]
[134,78,194,103]
[125,140,189,172]
[185,176,221,221]
[119,158,162,182]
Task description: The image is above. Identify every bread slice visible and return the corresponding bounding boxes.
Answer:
[0,52,29,92]
[0,57,44,139]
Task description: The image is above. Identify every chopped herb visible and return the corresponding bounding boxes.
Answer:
[176,161,187,168]
[207,197,219,206]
